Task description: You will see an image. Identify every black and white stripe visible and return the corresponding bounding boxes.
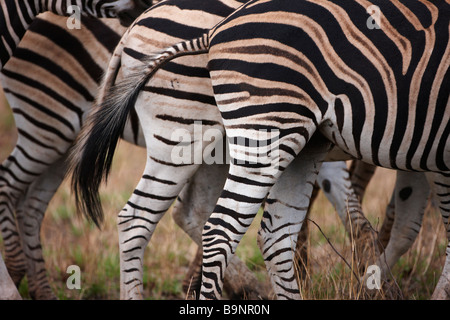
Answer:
[119,0,448,299]
[0,0,149,69]
[0,12,137,299]
[0,0,258,300]
[69,0,448,300]
[201,0,450,300]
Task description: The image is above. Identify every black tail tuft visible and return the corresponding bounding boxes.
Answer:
[69,69,149,227]
[68,34,210,227]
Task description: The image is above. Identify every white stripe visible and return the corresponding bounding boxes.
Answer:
[1,1,21,45]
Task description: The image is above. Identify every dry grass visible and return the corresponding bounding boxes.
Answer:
[0,90,447,300]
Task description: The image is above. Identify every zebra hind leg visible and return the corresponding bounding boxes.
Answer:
[0,151,32,286]
[15,157,69,300]
[118,158,201,300]
[374,171,428,298]
[172,163,270,299]
[317,161,378,274]
[199,132,331,300]
[258,140,330,299]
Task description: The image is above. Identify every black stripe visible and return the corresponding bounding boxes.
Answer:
[155,114,220,126]
[221,189,264,204]
[142,174,177,185]
[122,235,148,244]
[227,174,273,187]
[133,189,177,201]
[16,145,51,166]
[143,85,216,105]
[1,69,83,124]
[6,88,76,131]
[12,108,73,143]
[18,0,33,25]
[81,16,121,53]
[12,47,94,102]
[4,0,25,49]
[3,156,40,176]
[149,156,194,167]
[125,201,167,215]
[17,128,64,155]
[135,17,208,41]
[27,18,104,84]
[123,47,148,61]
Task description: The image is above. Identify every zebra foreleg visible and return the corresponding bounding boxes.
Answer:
[348,161,377,202]
[378,193,396,252]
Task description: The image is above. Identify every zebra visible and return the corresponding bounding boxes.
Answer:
[0,0,269,300]
[181,0,450,300]
[0,11,130,300]
[70,0,378,299]
[76,0,449,300]
[0,0,150,70]
[68,0,445,299]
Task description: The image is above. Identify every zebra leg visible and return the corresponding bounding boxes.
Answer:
[14,157,68,300]
[294,185,317,282]
[426,173,450,300]
[0,149,33,285]
[378,192,396,252]
[317,161,378,272]
[0,137,70,294]
[348,160,377,202]
[258,143,329,299]
[199,130,331,299]
[376,171,428,280]
[173,162,270,300]
[118,156,200,300]
[199,164,281,300]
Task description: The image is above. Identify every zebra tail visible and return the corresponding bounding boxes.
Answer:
[69,33,210,227]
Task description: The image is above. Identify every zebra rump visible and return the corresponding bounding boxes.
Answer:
[70,34,209,227]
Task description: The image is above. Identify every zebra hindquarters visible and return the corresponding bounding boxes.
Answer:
[201,39,326,298]
[258,135,332,299]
